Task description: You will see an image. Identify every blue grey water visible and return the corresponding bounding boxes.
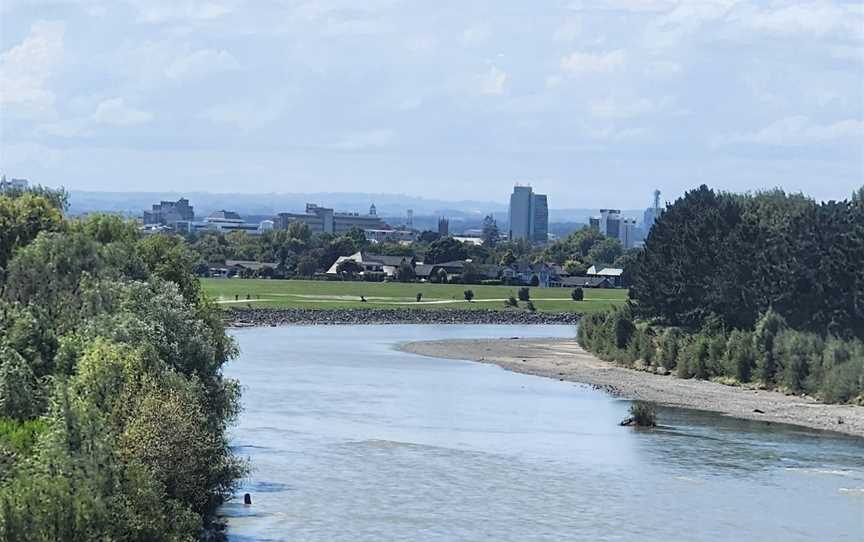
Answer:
[221,325,864,541]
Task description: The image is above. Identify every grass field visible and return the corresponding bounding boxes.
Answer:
[201,278,629,314]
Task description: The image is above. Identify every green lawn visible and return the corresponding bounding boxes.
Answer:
[201,278,628,314]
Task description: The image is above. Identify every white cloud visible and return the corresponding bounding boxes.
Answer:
[165,48,239,79]
[92,98,153,126]
[589,97,665,119]
[477,65,509,96]
[553,19,581,41]
[201,99,286,131]
[463,24,492,44]
[330,129,396,150]
[715,116,864,146]
[0,20,65,114]
[589,125,650,141]
[740,3,861,37]
[128,0,236,23]
[643,60,683,77]
[559,50,626,75]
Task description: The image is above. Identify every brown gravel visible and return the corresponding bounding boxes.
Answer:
[399,337,864,438]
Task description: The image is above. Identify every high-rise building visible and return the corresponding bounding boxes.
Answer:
[620,218,637,249]
[642,190,662,233]
[591,209,638,248]
[406,209,414,228]
[508,185,549,243]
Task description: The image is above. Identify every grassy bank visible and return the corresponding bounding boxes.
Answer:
[201,278,628,314]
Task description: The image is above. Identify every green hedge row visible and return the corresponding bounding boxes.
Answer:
[578,308,864,404]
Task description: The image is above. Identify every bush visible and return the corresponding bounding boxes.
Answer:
[0,346,41,420]
[504,296,518,308]
[518,287,530,302]
[775,330,822,394]
[754,309,787,386]
[571,288,584,301]
[628,401,657,427]
[463,290,474,302]
[659,328,683,370]
[526,301,536,312]
[725,329,755,382]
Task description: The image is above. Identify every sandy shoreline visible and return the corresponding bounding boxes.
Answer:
[399,337,864,439]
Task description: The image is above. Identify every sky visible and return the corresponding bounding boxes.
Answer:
[1,0,862,208]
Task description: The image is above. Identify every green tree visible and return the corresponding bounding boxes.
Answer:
[0,193,65,274]
[336,259,363,278]
[481,215,500,248]
[0,346,41,420]
[754,309,787,386]
[396,261,415,282]
[587,238,623,267]
[425,237,467,264]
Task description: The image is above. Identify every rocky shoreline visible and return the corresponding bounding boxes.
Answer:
[224,308,582,327]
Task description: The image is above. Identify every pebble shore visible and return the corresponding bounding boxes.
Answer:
[224,308,582,327]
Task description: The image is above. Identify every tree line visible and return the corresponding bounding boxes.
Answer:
[0,188,244,540]
[184,218,637,281]
[579,185,864,404]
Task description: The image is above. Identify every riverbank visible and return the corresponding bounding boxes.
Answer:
[399,337,864,438]
[223,308,582,327]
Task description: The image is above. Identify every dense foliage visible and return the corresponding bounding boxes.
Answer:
[631,185,864,337]
[183,221,635,282]
[0,191,244,540]
[580,185,864,405]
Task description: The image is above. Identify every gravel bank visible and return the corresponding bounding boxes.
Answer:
[224,308,582,327]
[399,337,864,438]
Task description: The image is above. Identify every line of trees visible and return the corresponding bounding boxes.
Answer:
[578,186,864,404]
[184,220,635,280]
[0,188,244,540]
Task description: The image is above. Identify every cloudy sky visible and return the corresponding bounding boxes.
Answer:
[1,0,862,208]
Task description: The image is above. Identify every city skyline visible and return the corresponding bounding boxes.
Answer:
[2,1,862,208]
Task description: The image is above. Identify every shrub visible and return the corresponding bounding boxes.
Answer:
[504,296,518,308]
[659,328,683,370]
[0,346,41,420]
[613,311,635,350]
[518,287,530,302]
[463,290,475,302]
[628,401,657,427]
[416,293,422,302]
[571,288,584,301]
[775,330,822,394]
[754,309,787,386]
[526,301,536,312]
[725,329,755,382]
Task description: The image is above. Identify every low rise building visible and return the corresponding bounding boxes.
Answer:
[277,203,385,234]
[143,198,195,228]
[0,175,28,192]
[326,251,415,278]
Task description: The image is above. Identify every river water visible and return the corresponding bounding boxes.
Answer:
[221,325,864,541]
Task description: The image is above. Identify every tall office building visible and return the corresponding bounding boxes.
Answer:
[642,190,662,233]
[508,185,549,243]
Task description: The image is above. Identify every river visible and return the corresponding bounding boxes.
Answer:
[221,325,864,541]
